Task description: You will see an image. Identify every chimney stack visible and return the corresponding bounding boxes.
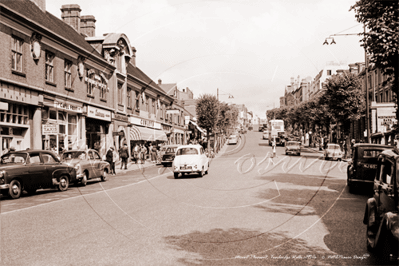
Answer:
[80,15,96,37]
[31,0,46,11]
[131,47,137,67]
[61,4,81,33]
[158,79,162,85]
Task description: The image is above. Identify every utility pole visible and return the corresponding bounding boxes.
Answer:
[365,25,371,143]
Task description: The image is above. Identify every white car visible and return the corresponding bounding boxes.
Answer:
[173,145,209,178]
[228,135,238,145]
[324,143,343,161]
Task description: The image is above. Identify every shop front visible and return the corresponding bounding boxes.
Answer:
[85,105,111,156]
[370,102,397,145]
[42,98,84,154]
[129,116,168,150]
[112,113,129,152]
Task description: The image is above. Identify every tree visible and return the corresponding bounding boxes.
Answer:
[196,94,220,149]
[320,72,365,136]
[350,0,399,125]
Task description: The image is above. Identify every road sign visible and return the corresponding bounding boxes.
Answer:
[271,129,277,137]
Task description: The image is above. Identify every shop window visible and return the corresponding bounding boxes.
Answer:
[64,60,72,89]
[327,70,331,75]
[49,110,57,120]
[11,36,23,73]
[68,114,77,136]
[0,103,29,125]
[45,51,55,83]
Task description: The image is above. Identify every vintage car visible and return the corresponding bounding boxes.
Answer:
[228,135,238,145]
[61,149,109,186]
[323,143,343,161]
[347,143,391,193]
[173,145,209,178]
[161,145,180,167]
[285,141,301,156]
[262,131,269,140]
[363,148,398,263]
[0,149,77,199]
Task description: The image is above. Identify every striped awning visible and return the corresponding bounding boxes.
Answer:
[129,126,167,141]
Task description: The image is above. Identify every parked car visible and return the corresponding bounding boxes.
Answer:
[173,145,209,178]
[228,135,238,145]
[262,131,269,140]
[61,149,109,186]
[0,149,77,199]
[363,148,398,263]
[323,143,343,161]
[285,141,301,156]
[161,145,180,167]
[347,143,391,193]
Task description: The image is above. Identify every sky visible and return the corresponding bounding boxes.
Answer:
[46,0,365,118]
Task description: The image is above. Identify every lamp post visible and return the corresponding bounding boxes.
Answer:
[323,27,370,143]
[217,88,234,101]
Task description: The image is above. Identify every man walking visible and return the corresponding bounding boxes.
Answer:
[105,147,116,175]
[119,143,129,170]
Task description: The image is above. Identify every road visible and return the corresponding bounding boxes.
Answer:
[0,131,385,265]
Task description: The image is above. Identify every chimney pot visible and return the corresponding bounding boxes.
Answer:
[61,4,82,32]
[158,79,162,85]
[80,15,96,37]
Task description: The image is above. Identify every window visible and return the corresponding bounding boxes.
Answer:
[87,70,94,96]
[118,83,123,104]
[327,70,332,75]
[99,84,106,100]
[135,92,140,111]
[127,88,132,108]
[29,154,41,164]
[12,36,23,72]
[42,153,57,164]
[45,52,54,82]
[152,99,155,114]
[64,60,72,89]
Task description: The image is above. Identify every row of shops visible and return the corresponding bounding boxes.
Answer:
[0,82,205,157]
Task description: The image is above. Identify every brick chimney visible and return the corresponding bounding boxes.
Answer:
[158,79,162,85]
[61,4,81,32]
[80,15,96,37]
[30,0,46,11]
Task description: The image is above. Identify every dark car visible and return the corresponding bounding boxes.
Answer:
[61,149,109,186]
[347,143,391,193]
[161,145,180,167]
[0,149,77,199]
[363,148,398,263]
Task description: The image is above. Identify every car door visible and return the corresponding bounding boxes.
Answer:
[27,152,50,188]
[92,150,102,177]
[377,158,396,214]
[41,152,62,186]
[86,150,98,179]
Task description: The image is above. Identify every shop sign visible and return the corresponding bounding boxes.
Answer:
[0,102,8,110]
[42,124,58,134]
[54,101,82,113]
[129,116,157,128]
[114,113,129,122]
[87,106,111,121]
[166,109,180,115]
[112,131,124,136]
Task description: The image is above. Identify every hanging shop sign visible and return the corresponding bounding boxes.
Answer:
[87,106,111,121]
[54,101,82,113]
[42,124,58,134]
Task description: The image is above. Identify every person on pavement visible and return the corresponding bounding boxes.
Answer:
[119,143,129,170]
[105,147,116,175]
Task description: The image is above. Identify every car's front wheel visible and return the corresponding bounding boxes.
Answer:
[81,172,88,186]
[58,176,69,191]
[9,179,22,199]
[174,173,179,179]
[198,167,204,177]
[101,169,108,182]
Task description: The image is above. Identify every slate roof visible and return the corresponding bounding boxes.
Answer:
[158,83,177,95]
[0,0,104,60]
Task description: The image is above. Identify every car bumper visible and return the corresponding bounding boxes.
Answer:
[0,184,9,189]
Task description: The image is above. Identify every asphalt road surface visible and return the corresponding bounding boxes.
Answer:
[0,131,387,265]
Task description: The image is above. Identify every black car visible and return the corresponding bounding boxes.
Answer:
[0,150,77,199]
[347,143,391,193]
[161,145,180,167]
[363,148,398,263]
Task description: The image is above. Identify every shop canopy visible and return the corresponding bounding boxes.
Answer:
[130,125,168,142]
[190,121,205,133]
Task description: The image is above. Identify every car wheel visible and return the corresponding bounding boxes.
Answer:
[101,169,108,182]
[366,209,377,252]
[58,175,69,191]
[174,173,179,179]
[205,163,209,174]
[9,179,22,199]
[376,226,398,264]
[81,172,88,186]
[198,167,204,177]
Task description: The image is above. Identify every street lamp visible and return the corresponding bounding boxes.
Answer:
[323,28,370,143]
[217,88,234,101]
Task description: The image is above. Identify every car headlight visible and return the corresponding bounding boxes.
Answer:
[193,165,198,170]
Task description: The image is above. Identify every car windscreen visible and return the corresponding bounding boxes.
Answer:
[1,153,27,164]
[62,151,86,160]
[358,148,384,162]
[166,147,177,153]
[327,144,340,150]
[176,148,199,155]
[286,142,300,146]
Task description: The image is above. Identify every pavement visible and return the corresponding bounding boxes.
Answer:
[114,159,158,174]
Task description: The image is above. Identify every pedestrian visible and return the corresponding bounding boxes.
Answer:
[150,144,157,163]
[140,144,147,164]
[106,147,116,175]
[133,144,139,164]
[119,143,129,170]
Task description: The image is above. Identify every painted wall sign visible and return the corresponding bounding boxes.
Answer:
[54,101,82,113]
[129,116,160,129]
[87,106,111,121]
[42,124,58,134]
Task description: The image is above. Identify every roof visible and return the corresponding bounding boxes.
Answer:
[354,143,392,149]
[158,83,177,95]
[0,0,104,61]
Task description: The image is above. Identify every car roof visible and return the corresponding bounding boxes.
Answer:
[354,143,392,148]
[177,144,202,149]
[6,149,52,154]
[287,141,300,143]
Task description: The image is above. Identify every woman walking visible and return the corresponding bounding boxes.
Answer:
[106,147,116,175]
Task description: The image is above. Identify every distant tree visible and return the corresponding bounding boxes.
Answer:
[196,94,220,149]
[320,73,365,136]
